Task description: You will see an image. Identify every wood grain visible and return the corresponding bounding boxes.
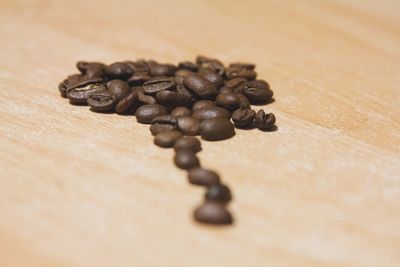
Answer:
[0,0,399,266]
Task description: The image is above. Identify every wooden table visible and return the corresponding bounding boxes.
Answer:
[1,0,399,266]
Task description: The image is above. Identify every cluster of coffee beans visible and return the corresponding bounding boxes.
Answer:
[58,56,276,225]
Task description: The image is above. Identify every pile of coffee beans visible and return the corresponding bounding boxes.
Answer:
[58,56,276,225]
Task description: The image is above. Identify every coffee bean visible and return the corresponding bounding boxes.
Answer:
[174,136,202,153]
[154,130,182,148]
[176,116,200,136]
[234,80,273,103]
[193,201,233,225]
[218,86,234,94]
[205,184,232,203]
[125,61,149,73]
[192,106,231,121]
[187,167,219,186]
[202,71,224,89]
[171,106,192,117]
[224,77,247,88]
[197,56,225,76]
[87,90,117,112]
[115,89,140,114]
[225,66,257,80]
[150,115,177,135]
[255,110,276,130]
[229,62,255,70]
[215,92,240,111]
[105,62,133,80]
[149,64,176,76]
[143,77,175,94]
[231,108,255,128]
[138,91,157,105]
[127,72,151,86]
[135,104,167,124]
[236,93,250,109]
[155,90,193,108]
[174,151,200,169]
[183,73,217,99]
[175,69,195,78]
[178,61,198,71]
[107,80,130,101]
[199,117,235,141]
[66,80,106,105]
[196,55,211,65]
[77,61,105,79]
[191,100,216,111]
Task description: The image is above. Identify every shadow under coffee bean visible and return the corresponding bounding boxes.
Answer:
[58,55,277,226]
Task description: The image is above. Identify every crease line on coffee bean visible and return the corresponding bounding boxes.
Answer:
[58,56,277,226]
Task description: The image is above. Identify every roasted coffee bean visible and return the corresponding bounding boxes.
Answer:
[115,90,140,114]
[187,167,219,186]
[255,110,276,130]
[107,80,130,101]
[155,90,193,108]
[197,56,225,76]
[127,72,151,86]
[173,136,202,153]
[191,100,216,111]
[175,69,195,78]
[143,77,175,94]
[87,90,117,112]
[174,151,200,169]
[225,66,257,80]
[183,73,217,99]
[66,80,106,105]
[236,93,251,109]
[202,71,224,89]
[77,61,105,79]
[171,106,191,117]
[229,62,255,70]
[218,86,234,94]
[231,108,256,128]
[193,201,233,225]
[154,130,182,148]
[196,55,211,65]
[205,184,232,203]
[178,61,198,71]
[149,64,176,76]
[215,93,240,110]
[199,117,235,141]
[176,84,194,98]
[224,77,247,88]
[174,76,185,85]
[234,80,273,103]
[192,106,231,121]
[105,62,133,80]
[176,116,200,136]
[125,61,149,73]
[150,115,177,135]
[138,91,157,104]
[135,104,167,124]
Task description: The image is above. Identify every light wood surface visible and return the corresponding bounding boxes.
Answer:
[1,0,400,266]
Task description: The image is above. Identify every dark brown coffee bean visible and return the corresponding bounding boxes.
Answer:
[66,80,106,105]
[225,66,257,80]
[234,80,273,103]
[135,104,167,124]
[125,61,149,73]
[127,72,151,86]
[231,108,255,128]
[192,106,231,121]
[154,130,182,148]
[236,93,250,109]
[229,62,255,70]
[191,100,216,111]
[150,115,177,135]
[183,73,217,99]
[149,64,176,76]
[143,77,175,94]
[155,90,193,108]
[115,90,140,114]
[176,116,200,136]
[187,167,219,186]
[218,86,234,94]
[224,77,247,88]
[107,80,130,101]
[175,69,195,78]
[202,71,224,89]
[199,117,235,141]
[193,202,233,225]
[171,106,192,117]
[59,75,82,98]
[105,62,133,80]
[77,61,105,79]
[174,151,200,169]
[178,61,198,71]
[205,184,232,203]
[87,90,117,112]
[174,136,202,153]
[138,91,157,105]
[215,93,240,110]
[255,110,276,130]
[197,56,225,76]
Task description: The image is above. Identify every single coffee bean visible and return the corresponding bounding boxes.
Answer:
[143,77,175,94]
[127,72,151,86]
[107,80,130,101]
[197,57,225,76]
[236,93,251,109]
[205,184,232,203]
[218,86,234,94]
[202,71,224,89]
[234,80,273,103]
[87,90,117,112]
[77,61,105,79]
[175,69,195,78]
[66,80,106,105]
[174,151,200,169]
[105,62,133,80]
[191,100,216,111]
[176,116,200,136]
[193,201,233,225]
[59,76,79,98]
[225,66,257,80]
[125,61,149,73]
[255,110,276,130]
[178,61,198,71]
[229,62,255,70]
[150,115,177,135]
[138,91,157,105]
[135,104,167,124]
[192,106,231,121]
[171,106,192,117]
[176,84,193,98]
[149,64,176,76]
[231,108,256,128]
[174,76,185,85]
[215,93,240,111]
[187,167,219,186]
[115,90,140,114]
[173,136,202,153]
[154,130,182,148]
[224,77,247,88]
[199,117,235,141]
[183,73,217,99]
[155,90,193,108]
